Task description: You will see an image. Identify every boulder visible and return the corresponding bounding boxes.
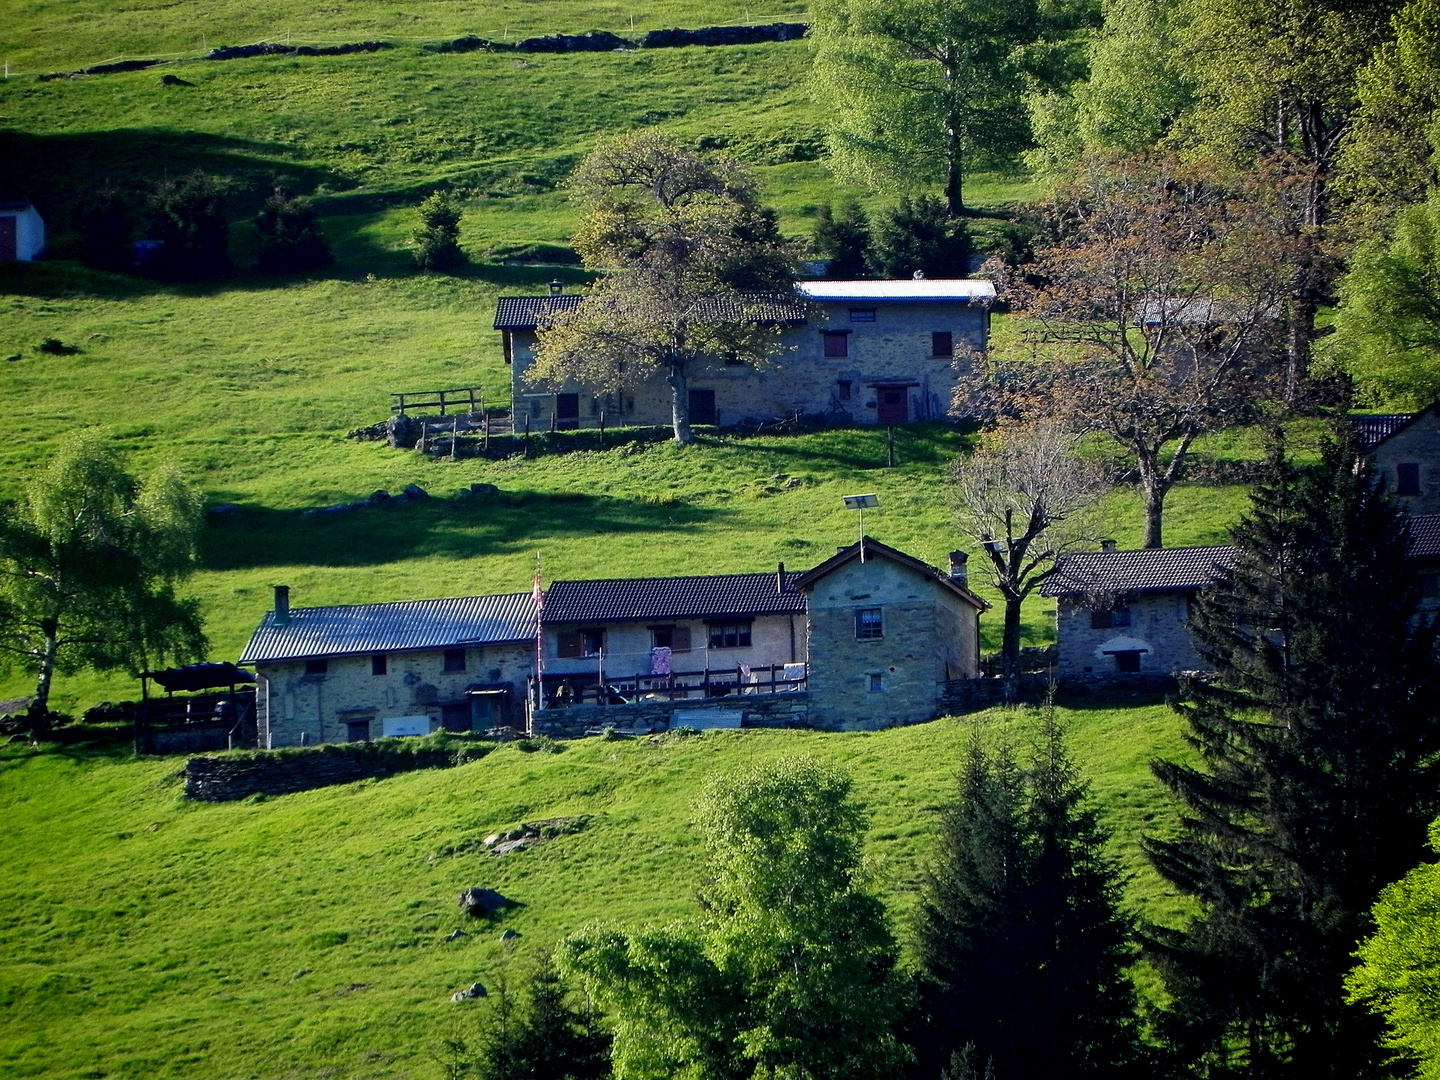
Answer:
[470,482,499,496]
[450,982,487,1002]
[444,929,467,942]
[499,928,520,941]
[401,483,429,501]
[459,887,510,916]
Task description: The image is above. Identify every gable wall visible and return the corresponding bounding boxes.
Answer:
[1055,592,1202,678]
[1373,409,1440,515]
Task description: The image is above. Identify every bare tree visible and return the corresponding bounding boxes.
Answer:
[953,420,1109,699]
[969,156,1297,547]
[530,133,801,445]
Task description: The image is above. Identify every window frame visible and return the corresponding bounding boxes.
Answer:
[849,308,877,323]
[855,607,884,640]
[304,657,328,676]
[371,654,387,676]
[443,648,467,673]
[1398,462,1422,496]
[707,620,753,649]
[931,331,954,358]
[837,379,852,401]
[822,330,850,358]
[868,673,884,693]
[1089,602,1131,630]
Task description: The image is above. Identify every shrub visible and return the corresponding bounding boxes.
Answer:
[411,190,466,271]
[253,188,332,274]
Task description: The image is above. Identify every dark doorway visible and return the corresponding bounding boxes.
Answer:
[555,393,580,430]
[689,388,717,425]
[0,217,15,261]
[877,386,908,424]
[440,702,472,732]
[346,719,371,742]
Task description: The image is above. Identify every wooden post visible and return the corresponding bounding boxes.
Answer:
[450,415,459,461]
[484,411,491,451]
[550,410,557,434]
[397,393,406,416]
[523,413,530,458]
[886,426,895,468]
[599,410,605,448]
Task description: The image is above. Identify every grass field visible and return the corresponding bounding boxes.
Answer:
[0,697,1192,1080]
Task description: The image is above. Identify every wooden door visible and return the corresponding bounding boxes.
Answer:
[440,702,472,732]
[688,388,716,425]
[877,387,908,424]
[555,393,580,430]
[0,217,16,261]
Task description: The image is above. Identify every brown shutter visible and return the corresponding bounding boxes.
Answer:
[672,626,692,653]
[557,632,582,658]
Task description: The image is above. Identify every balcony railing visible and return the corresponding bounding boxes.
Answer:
[537,663,806,708]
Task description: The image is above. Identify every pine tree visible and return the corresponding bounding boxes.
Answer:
[253,188,332,274]
[412,190,466,271]
[476,953,610,1080]
[1144,427,1440,1079]
[813,198,873,278]
[870,195,970,279]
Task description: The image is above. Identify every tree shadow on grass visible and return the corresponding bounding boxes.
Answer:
[714,421,976,473]
[201,488,729,571]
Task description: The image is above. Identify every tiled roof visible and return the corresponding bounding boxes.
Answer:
[1041,545,1236,597]
[797,279,995,302]
[793,536,989,611]
[1353,413,1416,449]
[1413,515,1440,559]
[239,593,535,664]
[493,291,809,331]
[545,572,806,624]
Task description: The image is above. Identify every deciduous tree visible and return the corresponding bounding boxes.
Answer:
[530,133,799,445]
[0,432,206,737]
[145,170,230,280]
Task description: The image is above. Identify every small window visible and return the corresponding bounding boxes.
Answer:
[1421,574,1440,600]
[582,629,605,656]
[837,379,852,401]
[557,630,605,658]
[346,720,371,743]
[869,673,884,692]
[1113,650,1142,673]
[855,607,884,640]
[823,331,849,358]
[849,308,876,323]
[304,658,328,675]
[932,331,954,358]
[1398,463,1422,496]
[1090,604,1131,629]
[443,649,466,673]
[708,621,752,649]
[650,626,692,652]
[371,654,387,676]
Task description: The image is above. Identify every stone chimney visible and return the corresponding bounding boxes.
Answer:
[548,279,564,296]
[1100,539,1118,553]
[776,561,786,594]
[273,584,290,627]
[948,551,968,584]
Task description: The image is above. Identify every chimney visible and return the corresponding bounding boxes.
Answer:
[273,584,290,626]
[548,279,563,296]
[948,551,968,584]
[1100,539,1118,553]
[776,561,786,594]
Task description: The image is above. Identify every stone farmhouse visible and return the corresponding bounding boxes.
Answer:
[238,538,987,746]
[1357,404,1440,516]
[1042,543,1235,679]
[492,278,996,430]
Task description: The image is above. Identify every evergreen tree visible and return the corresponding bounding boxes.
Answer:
[914,716,1139,1080]
[476,954,610,1080]
[144,170,231,280]
[75,186,133,272]
[870,195,970,278]
[412,189,466,271]
[813,199,873,277]
[253,188,332,274]
[1144,427,1440,1079]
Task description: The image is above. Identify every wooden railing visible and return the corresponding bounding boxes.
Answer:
[391,387,487,416]
[539,663,806,707]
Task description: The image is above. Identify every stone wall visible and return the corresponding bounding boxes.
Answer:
[530,692,811,737]
[1372,406,1440,515]
[1055,592,1203,678]
[183,738,486,801]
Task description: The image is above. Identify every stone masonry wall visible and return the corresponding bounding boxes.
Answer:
[1372,407,1440,516]
[182,739,476,801]
[530,692,811,737]
[1055,592,1203,678]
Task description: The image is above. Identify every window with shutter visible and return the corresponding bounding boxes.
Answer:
[1398,463,1422,495]
[931,331,953,358]
[557,632,583,658]
[823,331,849,358]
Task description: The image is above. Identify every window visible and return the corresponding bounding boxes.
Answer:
[304,658,328,675]
[708,621,752,649]
[346,720,371,743]
[837,380,852,401]
[1398,462,1422,495]
[855,607,884,639]
[1113,650,1143,673]
[688,388,716,425]
[651,626,692,652]
[371,654,387,676]
[823,331,850,358]
[931,331,954,358]
[1421,574,1440,601]
[849,308,876,323]
[1090,604,1131,629]
[443,648,466,672]
[557,629,606,658]
[869,673,884,692]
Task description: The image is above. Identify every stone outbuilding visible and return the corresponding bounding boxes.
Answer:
[1042,543,1235,679]
[493,278,995,430]
[793,537,988,729]
[1413,514,1440,612]
[1357,404,1440,516]
[0,203,45,261]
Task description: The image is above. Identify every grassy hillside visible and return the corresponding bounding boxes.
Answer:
[0,699,1191,1080]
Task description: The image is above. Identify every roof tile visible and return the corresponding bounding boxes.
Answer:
[545,572,806,624]
[1042,546,1236,597]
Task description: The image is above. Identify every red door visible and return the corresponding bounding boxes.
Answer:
[877,386,908,424]
[0,217,16,261]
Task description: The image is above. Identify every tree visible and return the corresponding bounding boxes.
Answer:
[983,155,1295,547]
[1143,428,1440,1078]
[559,756,909,1080]
[869,195,970,278]
[951,420,1109,697]
[813,198,873,278]
[75,185,133,272]
[0,432,207,737]
[412,190,466,271]
[809,0,1053,215]
[914,712,1140,1080]
[253,187,332,274]
[529,132,799,445]
[1347,815,1440,1080]
[144,170,230,280]
[475,954,611,1080]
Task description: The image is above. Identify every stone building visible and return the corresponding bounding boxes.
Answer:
[1042,543,1235,679]
[1414,514,1440,612]
[238,587,535,747]
[492,278,995,429]
[794,537,987,729]
[1359,404,1440,516]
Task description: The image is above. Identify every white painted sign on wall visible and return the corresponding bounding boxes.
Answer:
[382,715,432,738]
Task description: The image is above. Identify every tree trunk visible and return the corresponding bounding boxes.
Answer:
[667,361,692,445]
[29,619,59,740]
[1002,596,1023,703]
[1142,474,1167,550]
[943,55,965,217]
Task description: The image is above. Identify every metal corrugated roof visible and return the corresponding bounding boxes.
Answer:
[239,593,535,664]
[1042,545,1236,597]
[545,572,806,624]
[1412,515,1440,559]
[798,279,995,302]
[494,291,808,331]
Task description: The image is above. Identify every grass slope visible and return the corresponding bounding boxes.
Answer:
[0,698,1189,1080]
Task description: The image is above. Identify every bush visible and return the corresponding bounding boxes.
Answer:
[143,170,231,280]
[869,194,970,278]
[75,186,133,272]
[253,188,332,274]
[411,190,466,271]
